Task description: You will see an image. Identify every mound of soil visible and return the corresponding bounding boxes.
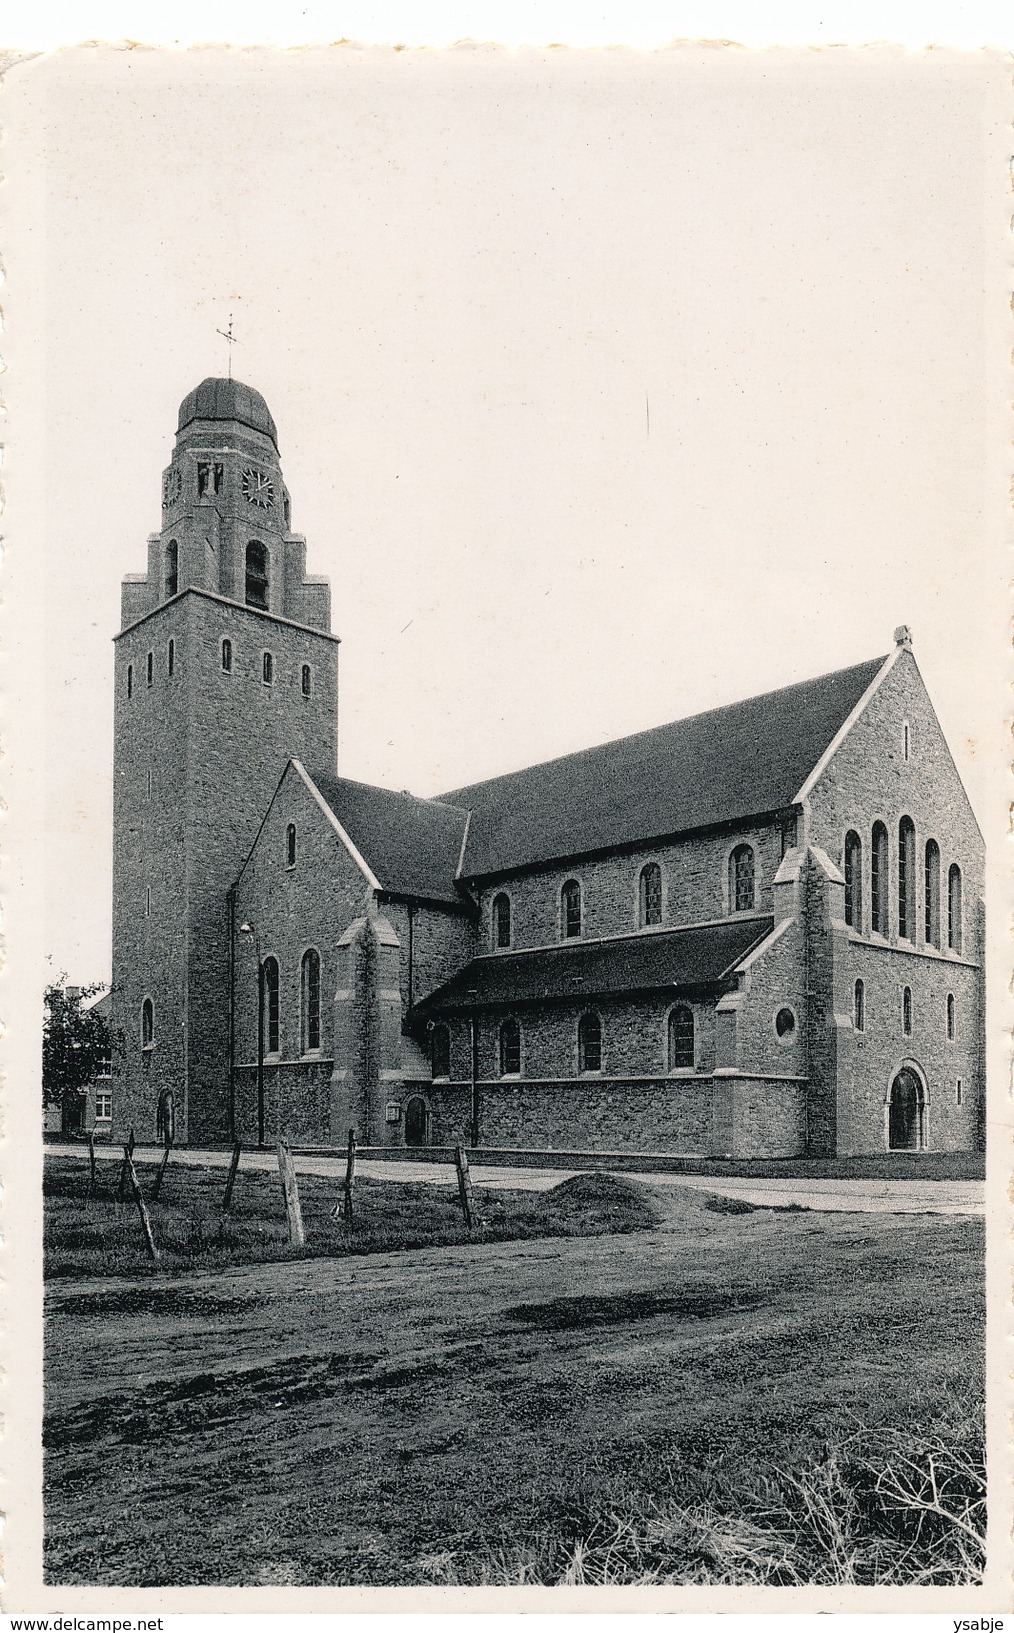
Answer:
[540,1171,662,1232]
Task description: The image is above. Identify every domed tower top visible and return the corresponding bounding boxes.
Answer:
[176,377,278,448]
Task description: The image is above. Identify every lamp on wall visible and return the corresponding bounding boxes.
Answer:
[238,920,265,1147]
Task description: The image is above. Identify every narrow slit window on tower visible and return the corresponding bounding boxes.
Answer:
[146,651,154,689]
[127,664,133,699]
[164,540,178,598]
[948,864,963,953]
[871,822,889,935]
[167,638,175,677]
[286,823,297,867]
[245,540,269,610]
[946,992,956,1041]
[844,831,863,931]
[903,986,913,1035]
[141,997,154,1050]
[143,885,150,917]
[262,652,274,686]
[301,664,312,698]
[956,1078,963,1106]
[301,948,321,1054]
[221,638,232,673]
[854,979,865,1032]
[903,720,911,761]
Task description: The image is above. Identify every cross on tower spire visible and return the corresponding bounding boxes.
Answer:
[216,314,238,380]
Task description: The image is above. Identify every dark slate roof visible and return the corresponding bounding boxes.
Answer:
[443,656,887,878]
[413,917,774,1013]
[307,771,469,907]
[177,377,278,447]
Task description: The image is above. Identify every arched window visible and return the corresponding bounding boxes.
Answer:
[639,863,663,927]
[301,949,321,1053]
[499,1018,521,1076]
[730,844,755,912]
[854,979,865,1032]
[492,893,512,950]
[245,541,269,610]
[948,864,962,953]
[164,540,178,598]
[262,652,274,686]
[898,818,916,941]
[286,824,297,867]
[261,956,280,1055]
[902,986,913,1036]
[844,831,863,931]
[871,822,889,935]
[146,650,154,689]
[561,880,582,940]
[301,664,312,697]
[431,1024,451,1080]
[924,839,941,947]
[668,1006,695,1070]
[127,663,133,698]
[140,997,154,1050]
[578,1012,602,1073]
[946,992,955,1041]
[167,638,175,677]
[221,638,232,673]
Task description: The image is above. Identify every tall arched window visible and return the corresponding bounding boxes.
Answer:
[221,638,232,673]
[948,864,963,953]
[561,880,582,939]
[431,1023,451,1079]
[871,822,889,935]
[902,986,913,1036]
[499,1018,521,1076]
[668,1006,695,1070]
[140,997,154,1049]
[286,823,297,867]
[898,817,916,941]
[639,863,663,927]
[261,956,280,1055]
[301,664,312,697]
[924,839,941,948]
[493,893,512,950]
[301,949,320,1053]
[164,540,178,598]
[946,992,955,1041]
[578,1012,602,1073]
[730,844,755,912]
[844,831,863,931]
[245,540,269,610]
[854,979,865,1032]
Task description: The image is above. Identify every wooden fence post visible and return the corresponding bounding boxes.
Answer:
[125,1151,160,1262]
[222,1140,242,1212]
[276,1141,306,1247]
[116,1128,137,1202]
[455,1144,478,1230]
[342,1128,356,1224]
[87,1130,98,1199]
[150,1135,172,1202]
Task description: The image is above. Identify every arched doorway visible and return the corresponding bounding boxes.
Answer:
[888,1067,926,1151]
[405,1095,429,1148]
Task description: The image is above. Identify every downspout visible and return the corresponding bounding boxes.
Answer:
[407,902,415,1012]
[469,1014,479,1148]
[227,885,236,1141]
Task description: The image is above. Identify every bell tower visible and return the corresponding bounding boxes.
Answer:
[111,378,340,1144]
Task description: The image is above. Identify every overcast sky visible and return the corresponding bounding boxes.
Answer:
[6,46,1007,985]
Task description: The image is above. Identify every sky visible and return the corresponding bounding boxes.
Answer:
[5,44,1008,985]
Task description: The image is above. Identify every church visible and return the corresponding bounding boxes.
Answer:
[110,378,985,1160]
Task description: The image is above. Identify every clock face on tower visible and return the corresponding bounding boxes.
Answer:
[241,466,275,509]
[162,467,182,508]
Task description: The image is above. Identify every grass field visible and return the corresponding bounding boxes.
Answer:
[43,1165,985,1588]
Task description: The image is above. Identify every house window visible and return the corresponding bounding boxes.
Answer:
[146,650,154,688]
[301,949,321,1053]
[141,997,154,1050]
[730,844,755,912]
[95,1091,112,1121]
[431,1024,451,1080]
[871,822,889,935]
[639,863,663,927]
[902,986,913,1035]
[898,817,916,941]
[286,823,297,867]
[948,864,962,953]
[946,992,955,1041]
[499,1018,521,1076]
[668,1006,695,1070]
[221,638,233,673]
[301,664,312,697]
[924,839,941,948]
[261,956,280,1055]
[854,979,865,1032]
[245,540,269,610]
[127,664,133,698]
[164,540,178,598]
[578,1012,602,1073]
[262,652,274,686]
[561,879,582,939]
[493,893,512,950]
[167,638,175,677]
[844,831,863,931]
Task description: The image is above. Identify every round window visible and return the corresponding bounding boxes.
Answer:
[775,1007,796,1039]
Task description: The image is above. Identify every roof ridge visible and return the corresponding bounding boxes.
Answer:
[308,769,469,815]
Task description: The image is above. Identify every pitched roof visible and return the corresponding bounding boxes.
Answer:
[443,656,887,878]
[307,771,469,907]
[413,917,774,1013]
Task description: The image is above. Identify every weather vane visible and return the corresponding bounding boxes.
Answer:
[216,314,238,380]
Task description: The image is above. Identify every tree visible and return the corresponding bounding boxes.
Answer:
[42,982,111,1117]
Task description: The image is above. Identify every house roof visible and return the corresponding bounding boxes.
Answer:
[307,771,470,907]
[412,916,775,1013]
[443,655,888,878]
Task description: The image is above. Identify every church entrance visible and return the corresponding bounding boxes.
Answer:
[888,1067,926,1151]
[405,1095,429,1148]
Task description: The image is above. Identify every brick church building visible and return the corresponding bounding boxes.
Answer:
[110,378,985,1158]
